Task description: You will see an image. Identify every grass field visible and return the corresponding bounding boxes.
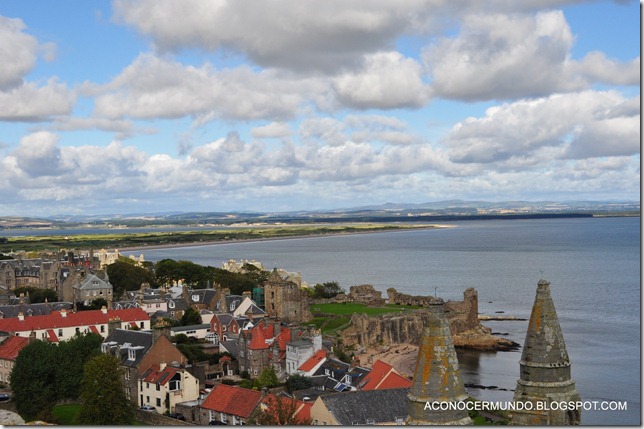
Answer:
[309,302,419,316]
[52,404,81,425]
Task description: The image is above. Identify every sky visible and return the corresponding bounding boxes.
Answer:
[0,1,640,216]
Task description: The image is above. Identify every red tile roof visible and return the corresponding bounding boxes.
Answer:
[248,320,274,350]
[298,350,326,372]
[142,364,180,385]
[361,360,412,390]
[201,384,262,418]
[0,308,149,334]
[0,336,29,360]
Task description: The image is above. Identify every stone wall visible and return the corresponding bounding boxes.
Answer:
[339,288,480,349]
[347,285,386,306]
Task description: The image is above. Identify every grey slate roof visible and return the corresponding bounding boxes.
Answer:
[219,339,239,359]
[320,388,409,425]
[102,329,153,369]
[0,302,73,319]
[167,297,189,311]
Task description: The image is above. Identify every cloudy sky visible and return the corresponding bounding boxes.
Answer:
[0,1,639,216]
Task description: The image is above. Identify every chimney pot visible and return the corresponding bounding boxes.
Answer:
[18,312,24,321]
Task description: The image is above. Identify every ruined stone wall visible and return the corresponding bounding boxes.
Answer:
[264,281,312,324]
[339,288,480,349]
[347,284,385,306]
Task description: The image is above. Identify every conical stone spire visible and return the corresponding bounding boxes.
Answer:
[512,279,581,425]
[407,300,472,425]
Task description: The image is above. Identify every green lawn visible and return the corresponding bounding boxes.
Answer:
[52,404,147,425]
[52,404,81,425]
[310,302,419,316]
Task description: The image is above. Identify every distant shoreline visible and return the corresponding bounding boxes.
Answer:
[118,224,455,253]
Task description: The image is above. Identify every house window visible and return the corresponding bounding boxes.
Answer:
[146,396,150,403]
[230,302,236,311]
[233,415,240,425]
[58,329,63,337]
[156,398,161,407]
[128,349,136,361]
[169,379,180,391]
[209,410,215,423]
[101,325,105,333]
[140,322,145,329]
[125,369,130,380]
[156,383,160,391]
[75,327,80,335]
[101,344,107,353]
[220,413,227,423]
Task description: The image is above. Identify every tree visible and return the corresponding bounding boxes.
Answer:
[78,354,134,425]
[13,287,58,304]
[54,333,103,400]
[11,340,58,421]
[285,374,313,393]
[249,395,311,425]
[255,367,280,389]
[180,307,203,326]
[313,281,344,299]
[106,260,156,298]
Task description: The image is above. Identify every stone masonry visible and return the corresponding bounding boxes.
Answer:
[511,279,581,425]
[407,300,472,425]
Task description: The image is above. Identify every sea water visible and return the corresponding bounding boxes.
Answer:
[126,216,640,425]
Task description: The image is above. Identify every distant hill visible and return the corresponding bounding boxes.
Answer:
[1,200,638,229]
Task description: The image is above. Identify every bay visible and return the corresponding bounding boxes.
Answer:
[124,217,640,425]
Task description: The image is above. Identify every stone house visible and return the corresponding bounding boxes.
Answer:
[0,258,62,292]
[102,327,189,407]
[237,319,296,378]
[210,314,244,345]
[72,273,114,307]
[263,269,312,323]
[0,336,29,385]
[139,362,200,414]
[310,388,409,425]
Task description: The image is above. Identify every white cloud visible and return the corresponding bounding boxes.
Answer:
[92,54,322,123]
[251,122,292,139]
[0,16,39,89]
[444,90,639,165]
[424,11,581,100]
[333,51,430,109]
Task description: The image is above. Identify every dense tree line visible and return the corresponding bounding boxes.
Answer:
[11,333,103,422]
[13,287,58,304]
[106,258,266,297]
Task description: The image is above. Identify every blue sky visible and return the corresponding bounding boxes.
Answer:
[0,0,639,216]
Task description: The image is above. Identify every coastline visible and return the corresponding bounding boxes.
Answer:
[117,224,456,253]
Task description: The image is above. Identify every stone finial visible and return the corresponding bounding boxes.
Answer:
[407,301,472,425]
[511,279,581,425]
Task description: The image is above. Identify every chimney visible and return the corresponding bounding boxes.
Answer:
[108,317,122,336]
[101,305,108,314]
[18,312,24,321]
[242,290,252,300]
[60,309,67,318]
[160,362,167,371]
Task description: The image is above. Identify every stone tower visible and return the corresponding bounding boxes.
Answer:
[407,300,472,425]
[511,279,581,425]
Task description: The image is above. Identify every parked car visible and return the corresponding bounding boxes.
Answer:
[139,405,156,412]
[0,394,10,402]
[168,413,185,420]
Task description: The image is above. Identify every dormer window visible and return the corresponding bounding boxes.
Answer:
[128,349,136,361]
[192,294,199,302]
[169,301,175,309]
[230,302,236,311]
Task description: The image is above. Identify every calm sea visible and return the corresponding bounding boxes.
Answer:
[122,216,638,425]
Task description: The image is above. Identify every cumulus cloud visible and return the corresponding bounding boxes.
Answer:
[0,16,39,89]
[332,51,430,109]
[92,54,322,123]
[444,90,639,165]
[0,79,75,121]
[424,10,639,101]
[112,0,435,73]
